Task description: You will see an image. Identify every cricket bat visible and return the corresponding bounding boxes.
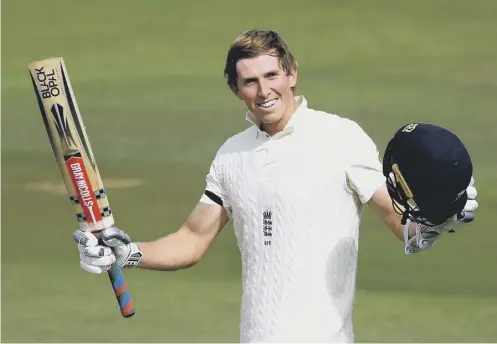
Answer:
[28,57,135,318]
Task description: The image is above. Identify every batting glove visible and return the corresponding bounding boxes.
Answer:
[73,227,143,274]
[404,177,478,255]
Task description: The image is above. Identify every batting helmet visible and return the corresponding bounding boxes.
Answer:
[383,123,473,226]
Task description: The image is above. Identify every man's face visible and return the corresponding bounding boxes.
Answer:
[235,54,297,126]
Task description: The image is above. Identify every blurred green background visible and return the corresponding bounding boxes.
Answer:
[2,0,497,342]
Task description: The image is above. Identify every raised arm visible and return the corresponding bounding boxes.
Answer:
[74,201,229,275]
[137,202,229,271]
[75,144,233,273]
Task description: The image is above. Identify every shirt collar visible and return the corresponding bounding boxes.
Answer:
[245,96,308,138]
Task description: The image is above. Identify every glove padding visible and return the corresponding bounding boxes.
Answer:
[73,227,143,274]
[404,177,478,255]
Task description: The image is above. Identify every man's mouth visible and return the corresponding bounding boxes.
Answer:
[257,99,278,109]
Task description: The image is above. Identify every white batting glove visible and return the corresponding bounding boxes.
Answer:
[404,177,478,255]
[73,227,143,274]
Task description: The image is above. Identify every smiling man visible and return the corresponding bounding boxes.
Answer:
[223,31,299,136]
[74,29,478,343]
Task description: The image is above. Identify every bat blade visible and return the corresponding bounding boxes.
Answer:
[28,57,135,318]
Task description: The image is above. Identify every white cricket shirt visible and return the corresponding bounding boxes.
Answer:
[200,96,385,343]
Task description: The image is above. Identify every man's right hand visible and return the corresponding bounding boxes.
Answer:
[73,227,143,274]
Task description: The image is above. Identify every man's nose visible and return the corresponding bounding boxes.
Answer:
[257,81,270,98]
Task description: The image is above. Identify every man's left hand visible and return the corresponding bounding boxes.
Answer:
[404,177,478,255]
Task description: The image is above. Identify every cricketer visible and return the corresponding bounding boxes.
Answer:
[75,29,479,343]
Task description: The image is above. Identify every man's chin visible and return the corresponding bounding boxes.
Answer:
[258,112,283,125]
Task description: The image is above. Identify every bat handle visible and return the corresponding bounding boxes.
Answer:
[107,259,135,318]
[74,229,135,317]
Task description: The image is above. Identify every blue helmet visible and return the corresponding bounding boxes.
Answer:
[383,123,473,226]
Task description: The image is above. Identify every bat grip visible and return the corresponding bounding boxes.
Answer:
[107,258,135,318]
[74,229,135,317]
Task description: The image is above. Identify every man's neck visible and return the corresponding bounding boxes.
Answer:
[261,99,299,136]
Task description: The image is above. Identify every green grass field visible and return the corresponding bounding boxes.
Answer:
[2,0,497,342]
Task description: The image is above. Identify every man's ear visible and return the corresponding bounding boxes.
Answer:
[230,81,242,99]
[235,88,242,99]
[230,85,241,99]
[289,65,298,88]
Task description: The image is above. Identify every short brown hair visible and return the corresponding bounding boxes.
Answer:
[224,29,298,94]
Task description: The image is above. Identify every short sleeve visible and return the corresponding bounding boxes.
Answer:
[199,151,232,216]
[345,120,386,204]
